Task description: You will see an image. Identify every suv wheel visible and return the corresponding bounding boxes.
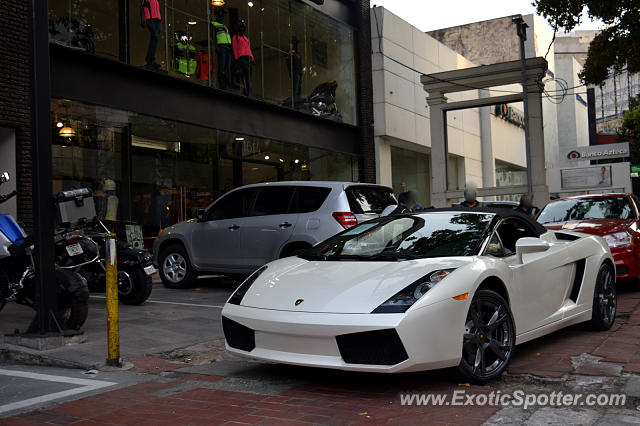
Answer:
[159,244,195,289]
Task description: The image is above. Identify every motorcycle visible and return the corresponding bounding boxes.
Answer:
[281,81,343,122]
[0,173,89,331]
[48,16,96,54]
[54,189,155,306]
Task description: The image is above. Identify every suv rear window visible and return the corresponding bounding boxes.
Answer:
[292,187,332,213]
[346,186,397,214]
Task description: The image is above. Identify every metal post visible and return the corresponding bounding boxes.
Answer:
[27,0,59,335]
[514,15,534,200]
[105,233,121,366]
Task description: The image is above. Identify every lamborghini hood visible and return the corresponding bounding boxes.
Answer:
[238,256,472,314]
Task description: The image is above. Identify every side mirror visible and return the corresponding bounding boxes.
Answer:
[0,172,9,183]
[196,208,206,222]
[516,237,550,264]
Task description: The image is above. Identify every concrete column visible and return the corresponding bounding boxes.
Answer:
[374,136,392,187]
[479,90,495,199]
[426,92,448,207]
[525,80,550,205]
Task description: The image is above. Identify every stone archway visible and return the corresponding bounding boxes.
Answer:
[421,57,549,207]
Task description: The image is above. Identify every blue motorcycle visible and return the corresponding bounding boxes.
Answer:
[0,173,89,330]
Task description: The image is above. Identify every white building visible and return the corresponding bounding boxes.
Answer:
[371,8,530,206]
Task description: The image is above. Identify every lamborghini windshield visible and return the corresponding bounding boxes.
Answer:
[300,212,494,261]
[538,196,635,223]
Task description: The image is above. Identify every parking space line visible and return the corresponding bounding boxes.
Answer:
[0,369,116,415]
[90,295,224,309]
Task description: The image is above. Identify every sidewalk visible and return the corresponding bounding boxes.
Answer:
[0,279,231,369]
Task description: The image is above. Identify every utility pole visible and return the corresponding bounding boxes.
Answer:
[512,15,534,201]
[27,0,59,335]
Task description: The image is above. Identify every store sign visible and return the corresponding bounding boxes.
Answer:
[565,142,629,162]
[561,165,612,190]
[631,164,640,178]
[494,104,525,128]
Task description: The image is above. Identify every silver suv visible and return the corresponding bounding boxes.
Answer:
[152,181,396,288]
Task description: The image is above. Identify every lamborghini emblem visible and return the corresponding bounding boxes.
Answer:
[295,299,304,306]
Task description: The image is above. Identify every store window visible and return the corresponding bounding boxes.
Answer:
[391,146,430,208]
[51,99,359,244]
[49,0,120,60]
[49,0,357,125]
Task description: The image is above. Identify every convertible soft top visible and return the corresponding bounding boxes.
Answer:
[412,206,549,237]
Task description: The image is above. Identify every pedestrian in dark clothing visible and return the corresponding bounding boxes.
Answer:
[391,192,415,215]
[515,194,537,218]
[460,186,481,208]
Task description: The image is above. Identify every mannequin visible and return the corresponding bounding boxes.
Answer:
[287,37,303,99]
[232,21,254,96]
[141,0,162,69]
[211,7,232,89]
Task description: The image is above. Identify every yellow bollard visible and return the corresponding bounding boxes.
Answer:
[105,233,121,366]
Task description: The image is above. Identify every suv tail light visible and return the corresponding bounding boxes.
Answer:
[332,212,358,229]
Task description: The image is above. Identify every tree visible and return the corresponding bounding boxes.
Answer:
[620,94,640,164]
[534,0,640,85]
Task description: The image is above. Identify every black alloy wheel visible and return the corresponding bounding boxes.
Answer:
[458,289,515,383]
[589,263,616,331]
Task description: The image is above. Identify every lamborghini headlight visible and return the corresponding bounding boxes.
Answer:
[603,231,632,248]
[372,269,456,313]
[227,265,268,305]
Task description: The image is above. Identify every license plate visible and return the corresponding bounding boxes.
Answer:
[144,265,157,276]
[65,243,83,257]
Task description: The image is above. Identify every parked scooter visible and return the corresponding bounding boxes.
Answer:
[0,173,89,330]
[54,189,155,305]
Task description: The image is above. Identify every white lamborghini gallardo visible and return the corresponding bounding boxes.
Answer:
[221,208,616,382]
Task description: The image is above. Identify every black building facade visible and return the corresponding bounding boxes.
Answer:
[2,0,374,244]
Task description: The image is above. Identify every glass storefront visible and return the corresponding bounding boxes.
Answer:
[390,146,430,208]
[51,99,359,243]
[48,0,357,125]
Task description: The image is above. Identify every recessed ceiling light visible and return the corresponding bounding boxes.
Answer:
[294,159,300,164]
[264,155,270,160]
[56,122,63,128]
[248,1,254,6]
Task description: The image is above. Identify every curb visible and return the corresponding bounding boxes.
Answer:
[0,344,97,370]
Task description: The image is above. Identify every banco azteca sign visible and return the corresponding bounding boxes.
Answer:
[565,142,629,162]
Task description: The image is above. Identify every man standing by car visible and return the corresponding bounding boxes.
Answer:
[515,194,537,218]
[391,192,415,215]
[460,186,481,208]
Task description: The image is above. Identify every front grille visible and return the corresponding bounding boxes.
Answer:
[222,317,255,352]
[336,329,408,365]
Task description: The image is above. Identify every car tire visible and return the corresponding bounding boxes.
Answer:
[159,244,195,289]
[118,267,153,305]
[56,270,90,331]
[588,263,616,331]
[457,289,515,384]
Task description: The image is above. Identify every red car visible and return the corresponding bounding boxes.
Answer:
[537,193,640,280]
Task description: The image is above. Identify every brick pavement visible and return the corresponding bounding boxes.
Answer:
[3,285,640,425]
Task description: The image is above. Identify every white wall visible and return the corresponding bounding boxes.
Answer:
[372,7,527,195]
[555,56,589,168]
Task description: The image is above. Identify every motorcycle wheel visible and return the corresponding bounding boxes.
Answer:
[56,270,90,330]
[118,267,153,305]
